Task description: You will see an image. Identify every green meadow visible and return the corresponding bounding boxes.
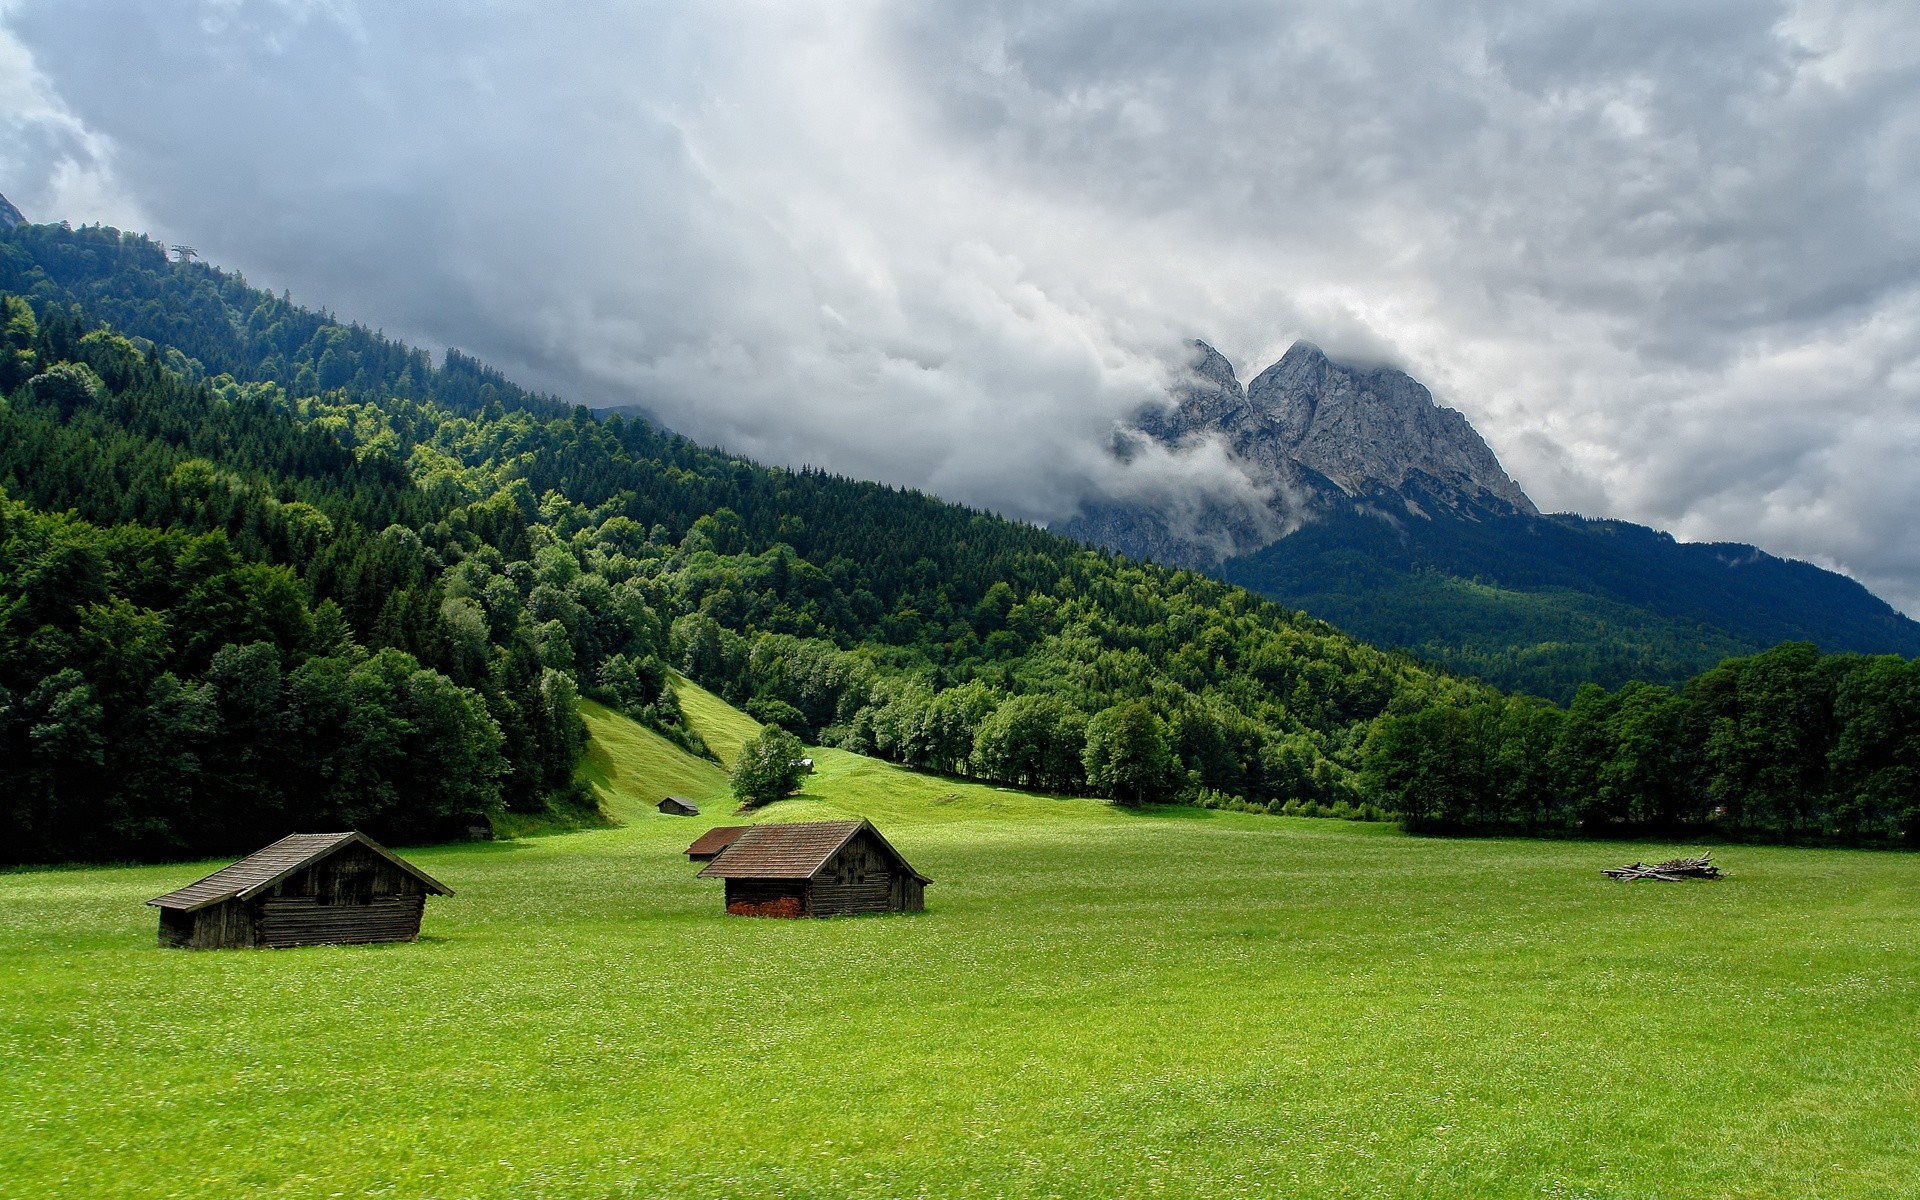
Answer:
[2,680,1917,1199]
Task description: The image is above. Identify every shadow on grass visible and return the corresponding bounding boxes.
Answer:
[1108,804,1405,835]
[1108,802,1223,822]
[424,837,542,857]
[1395,823,1917,854]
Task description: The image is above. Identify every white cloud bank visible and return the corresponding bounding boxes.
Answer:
[3,0,1918,611]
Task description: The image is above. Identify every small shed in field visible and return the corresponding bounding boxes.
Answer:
[696,819,929,917]
[685,825,749,862]
[658,796,701,816]
[146,832,451,950]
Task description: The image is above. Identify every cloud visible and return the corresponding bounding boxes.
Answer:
[0,2,145,229]
[3,0,1918,611]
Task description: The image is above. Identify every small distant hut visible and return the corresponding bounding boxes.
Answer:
[146,832,452,950]
[658,796,701,817]
[685,826,749,862]
[696,819,929,917]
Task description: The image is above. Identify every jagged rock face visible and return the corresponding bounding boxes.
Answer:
[0,193,25,229]
[1056,338,1537,566]
[1136,341,1245,441]
[1240,342,1536,515]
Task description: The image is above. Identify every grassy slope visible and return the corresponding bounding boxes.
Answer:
[2,695,1918,1198]
[575,697,733,822]
[668,673,763,770]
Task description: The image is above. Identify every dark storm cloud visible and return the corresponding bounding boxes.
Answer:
[3,0,1917,610]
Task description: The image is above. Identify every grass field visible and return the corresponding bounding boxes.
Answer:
[3,682,1918,1198]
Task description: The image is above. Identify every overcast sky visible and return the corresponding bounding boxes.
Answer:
[3,0,1918,612]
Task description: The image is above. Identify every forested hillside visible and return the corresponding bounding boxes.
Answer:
[2,222,1914,860]
[0,223,1472,862]
[1222,505,1920,700]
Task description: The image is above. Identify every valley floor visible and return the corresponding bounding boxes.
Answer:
[2,685,1917,1198]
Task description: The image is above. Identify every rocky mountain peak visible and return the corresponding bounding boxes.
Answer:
[1057,338,1538,567]
[1189,339,1241,392]
[1138,340,1242,442]
[0,193,25,230]
[1243,340,1537,515]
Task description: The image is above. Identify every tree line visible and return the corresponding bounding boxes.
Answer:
[1360,641,1920,841]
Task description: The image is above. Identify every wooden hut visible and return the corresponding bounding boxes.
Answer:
[146,832,452,949]
[658,796,701,816]
[696,819,929,917]
[684,825,749,862]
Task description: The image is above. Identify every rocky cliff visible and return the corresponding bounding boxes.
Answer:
[1058,339,1535,567]
[0,194,25,230]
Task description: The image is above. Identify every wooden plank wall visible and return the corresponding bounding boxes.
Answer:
[808,833,904,916]
[173,899,260,949]
[277,847,424,904]
[256,894,426,947]
[896,876,926,913]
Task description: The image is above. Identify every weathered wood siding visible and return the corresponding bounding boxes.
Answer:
[157,899,260,949]
[157,907,193,948]
[256,894,426,946]
[274,846,426,904]
[895,875,926,913]
[250,845,428,945]
[806,832,907,916]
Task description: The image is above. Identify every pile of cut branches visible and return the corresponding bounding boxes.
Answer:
[1604,853,1722,882]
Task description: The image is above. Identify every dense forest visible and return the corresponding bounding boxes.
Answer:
[2,222,1914,860]
[1359,642,1920,841]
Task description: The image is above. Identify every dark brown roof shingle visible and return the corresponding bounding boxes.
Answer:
[696,820,863,879]
[685,825,750,861]
[696,820,930,883]
[145,832,452,911]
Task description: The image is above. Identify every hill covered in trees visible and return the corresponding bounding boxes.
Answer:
[2,221,1915,860]
[1221,506,1920,702]
[0,223,1476,862]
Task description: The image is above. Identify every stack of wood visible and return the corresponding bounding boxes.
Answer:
[1604,853,1722,882]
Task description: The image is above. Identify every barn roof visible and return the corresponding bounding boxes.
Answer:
[684,825,750,860]
[145,832,453,912]
[696,820,930,883]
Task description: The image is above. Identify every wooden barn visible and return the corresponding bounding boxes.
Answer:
[696,819,929,917]
[658,796,701,816]
[146,832,452,950]
[685,825,749,862]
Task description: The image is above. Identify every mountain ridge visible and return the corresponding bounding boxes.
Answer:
[1058,339,1920,698]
